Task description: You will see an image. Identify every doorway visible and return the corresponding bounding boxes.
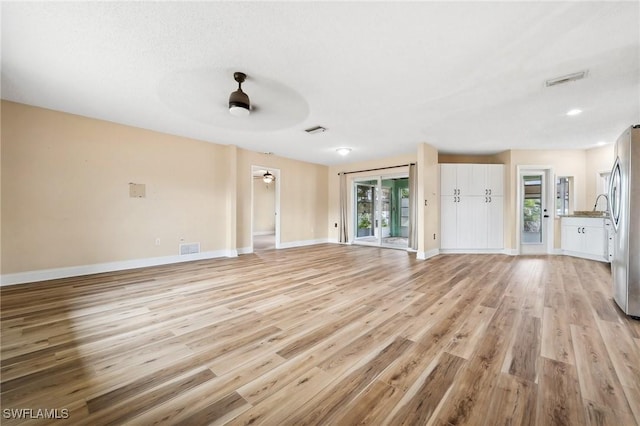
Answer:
[353,174,409,249]
[518,167,553,254]
[251,166,280,251]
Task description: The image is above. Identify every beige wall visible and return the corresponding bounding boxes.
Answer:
[1,101,329,276]
[236,149,328,250]
[1,101,232,274]
[438,153,503,164]
[418,143,440,255]
[252,179,276,234]
[585,144,615,210]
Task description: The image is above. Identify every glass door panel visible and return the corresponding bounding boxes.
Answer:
[355,182,378,244]
[381,187,391,239]
[522,175,543,244]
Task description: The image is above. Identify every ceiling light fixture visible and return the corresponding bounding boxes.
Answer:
[263,171,274,183]
[566,109,582,116]
[336,148,352,156]
[229,72,250,116]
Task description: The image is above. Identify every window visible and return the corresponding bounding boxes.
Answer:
[556,176,571,215]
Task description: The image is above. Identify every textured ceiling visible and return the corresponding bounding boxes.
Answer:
[2,2,639,166]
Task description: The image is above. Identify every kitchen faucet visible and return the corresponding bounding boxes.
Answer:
[593,193,609,212]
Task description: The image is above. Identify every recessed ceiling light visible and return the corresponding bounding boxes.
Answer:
[336,148,352,156]
[596,141,607,146]
[566,109,582,116]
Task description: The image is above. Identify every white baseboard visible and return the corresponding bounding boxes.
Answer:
[439,248,510,255]
[278,238,330,249]
[417,249,440,260]
[252,231,275,236]
[237,239,330,255]
[561,250,608,263]
[0,250,238,286]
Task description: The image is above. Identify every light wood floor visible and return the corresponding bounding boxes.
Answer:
[2,245,639,425]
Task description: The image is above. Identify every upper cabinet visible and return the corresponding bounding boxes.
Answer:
[486,165,504,196]
[440,164,503,197]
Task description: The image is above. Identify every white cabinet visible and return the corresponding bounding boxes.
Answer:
[561,217,608,262]
[441,164,503,197]
[440,196,458,249]
[487,195,504,249]
[440,164,504,251]
[440,164,458,198]
[486,165,504,196]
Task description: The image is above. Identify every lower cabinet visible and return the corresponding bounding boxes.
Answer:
[561,217,608,262]
[440,195,503,250]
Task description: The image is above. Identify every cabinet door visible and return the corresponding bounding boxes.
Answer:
[561,225,582,252]
[486,165,504,196]
[487,196,504,249]
[440,164,458,196]
[582,226,605,257]
[457,196,487,248]
[440,196,457,249]
[457,164,487,196]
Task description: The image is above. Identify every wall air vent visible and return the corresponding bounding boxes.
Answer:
[545,70,588,87]
[179,243,200,255]
[305,126,326,134]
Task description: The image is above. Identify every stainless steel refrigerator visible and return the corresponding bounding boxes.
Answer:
[609,125,640,318]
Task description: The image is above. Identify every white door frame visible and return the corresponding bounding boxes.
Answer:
[516,165,555,255]
[251,165,281,252]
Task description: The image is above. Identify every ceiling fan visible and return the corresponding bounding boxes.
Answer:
[253,170,275,183]
[228,72,251,116]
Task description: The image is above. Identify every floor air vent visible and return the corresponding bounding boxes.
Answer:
[179,243,200,255]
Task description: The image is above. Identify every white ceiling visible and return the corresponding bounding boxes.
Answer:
[2,2,639,166]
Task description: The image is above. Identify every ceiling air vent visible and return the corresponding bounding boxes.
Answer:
[305,126,326,134]
[545,70,588,87]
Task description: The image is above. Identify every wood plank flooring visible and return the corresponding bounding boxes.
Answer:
[1,245,639,425]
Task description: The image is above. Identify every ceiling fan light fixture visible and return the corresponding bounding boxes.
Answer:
[263,171,274,183]
[336,147,352,156]
[229,72,250,116]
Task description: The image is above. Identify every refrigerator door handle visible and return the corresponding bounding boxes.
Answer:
[609,157,622,232]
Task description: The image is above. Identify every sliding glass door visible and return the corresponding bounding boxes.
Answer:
[353,175,408,249]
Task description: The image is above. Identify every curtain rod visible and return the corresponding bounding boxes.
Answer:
[338,163,415,176]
